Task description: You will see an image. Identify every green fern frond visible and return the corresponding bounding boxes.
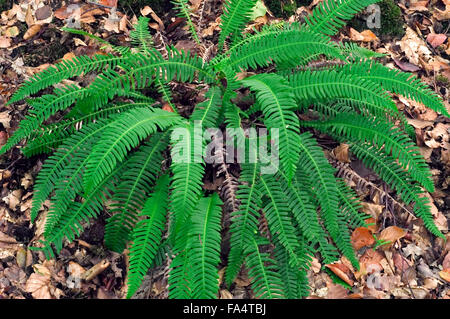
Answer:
[43,133,99,235]
[0,85,88,155]
[259,174,302,267]
[105,132,170,253]
[169,123,205,236]
[296,132,357,265]
[190,86,223,128]
[23,101,154,157]
[306,0,382,36]
[288,70,398,115]
[172,0,201,45]
[30,120,112,222]
[242,74,300,180]
[226,162,262,285]
[83,108,181,195]
[336,179,367,228]
[244,236,284,299]
[337,59,450,117]
[218,0,259,50]
[303,113,434,192]
[186,193,223,299]
[126,174,170,298]
[7,54,126,105]
[214,28,343,72]
[130,16,154,52]
[349,143,444,238]
[83,48,216,112]
[41,160,125,258]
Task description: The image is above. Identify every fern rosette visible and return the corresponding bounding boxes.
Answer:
[1,0,447,299]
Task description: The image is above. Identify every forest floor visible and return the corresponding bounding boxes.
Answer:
[0,0,449,299]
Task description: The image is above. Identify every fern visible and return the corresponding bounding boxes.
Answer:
[127,174,170,298]
[105,132,169,253]
[2,1,446,299]
[218,0,259,50]
[306,0,382,36]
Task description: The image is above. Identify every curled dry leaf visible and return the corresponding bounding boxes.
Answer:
[333,143,350,163]
[81,259,110,281]
[351,227,375,250]
[325,263,354,286]
[378,226,407,248]
[23,24,42,40]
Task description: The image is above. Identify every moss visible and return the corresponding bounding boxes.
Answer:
[265,0,310,18]
[349,0,404,39]
[118,0,172,18]
[378,0,404,38]
[0,0,12,13]
[436,75,449,85]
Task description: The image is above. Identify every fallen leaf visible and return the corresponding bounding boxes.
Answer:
[378,226,407,248]
[360,30,379,42]
[35,5,52,21]
[0,36,11,48]
[0,131,8,146]
[351,227,375,250]
[333,143,350,163]
[325,263,354,286]
[325,281,348,299]
[23,24,42,40]
[443,252,450,269]
[439,269,450,282]
[393,58,421,72]
[162,103,174,113]
[427,33,447,48]
[361,202,384,219]
[393,252,412,272]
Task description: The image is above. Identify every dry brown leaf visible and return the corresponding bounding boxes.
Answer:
[0,131,7,146]
[23,24,42,40]
[325,263,354,286]
[427,33,447,48]
[398,27,433,69]
[361,202,383,219]
[310,257,321,273]
[406,118,434,130]
[434,5,450,21]
[25,263,63,299]
[351,227,375,250]
[393,252,412,272]
[0,36,11,48]
[360,30,379,42]
[349,28,364,41]
[333,143,350,163]
[219,289,233,299]
[140,5,164,31]
[25,5,34,27]
[443,252,450,269]
[378,226,407,248]
[439,269,450,282]
[325,281,348,299]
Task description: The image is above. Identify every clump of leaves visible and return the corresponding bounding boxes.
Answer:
[1,0,447,298]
